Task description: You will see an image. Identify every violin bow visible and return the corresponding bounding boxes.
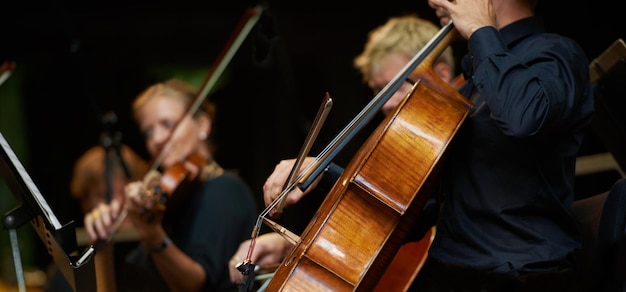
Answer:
[0,61,16,87]
[148,4,265,173]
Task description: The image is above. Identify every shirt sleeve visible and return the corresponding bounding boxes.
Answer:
[317,162,343,193]
[468,26,592,137]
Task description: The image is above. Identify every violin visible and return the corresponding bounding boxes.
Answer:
[140,151,207,212]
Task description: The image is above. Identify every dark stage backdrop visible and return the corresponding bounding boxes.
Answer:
[0,0,623,273]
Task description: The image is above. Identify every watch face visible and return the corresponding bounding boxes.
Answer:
[148,236,171,252]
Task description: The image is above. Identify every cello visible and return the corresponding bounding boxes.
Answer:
[263,20,472,291]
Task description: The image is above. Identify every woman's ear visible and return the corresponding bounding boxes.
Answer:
[196,113,211,140]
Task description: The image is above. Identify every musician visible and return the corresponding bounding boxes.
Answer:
[354,14,460,116]
[408,0,592,290]
[228,14,459,284]
[244,0,595,290]
[84,79,257,291]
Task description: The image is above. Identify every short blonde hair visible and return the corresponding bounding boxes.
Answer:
[132,78,216,122]
[132,78,218,155]
[354,14,455,83]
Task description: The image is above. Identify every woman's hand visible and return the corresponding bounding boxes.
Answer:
[84,199,123,242]
[123,180,166,243]
[263,157,323,216]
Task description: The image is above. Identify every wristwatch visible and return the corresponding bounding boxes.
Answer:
[148,236,171,252]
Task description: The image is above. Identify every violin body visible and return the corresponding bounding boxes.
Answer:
[134,151,206,214]
[266,75,472,291]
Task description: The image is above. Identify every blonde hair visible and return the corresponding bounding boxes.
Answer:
[354,14,455,83]
[132,78,216,122]
[132,78,217,152]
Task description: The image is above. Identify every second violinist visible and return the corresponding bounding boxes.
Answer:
[84,78,257,292]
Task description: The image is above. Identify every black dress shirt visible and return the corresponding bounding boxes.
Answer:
[428,16,594,274]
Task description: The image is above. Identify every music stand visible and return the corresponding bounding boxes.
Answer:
[0,132,96,291]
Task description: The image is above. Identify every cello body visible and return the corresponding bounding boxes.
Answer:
[265,25,472,291]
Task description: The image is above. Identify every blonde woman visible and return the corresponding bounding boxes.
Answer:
[85,79,257,292]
